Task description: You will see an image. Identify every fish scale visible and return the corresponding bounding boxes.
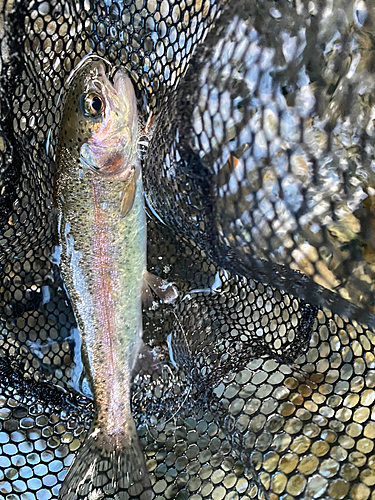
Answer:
[1,1,375,500]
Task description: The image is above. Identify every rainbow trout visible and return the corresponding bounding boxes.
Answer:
[55,59,150,499]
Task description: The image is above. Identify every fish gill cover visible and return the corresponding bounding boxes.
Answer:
[0,0,375,499]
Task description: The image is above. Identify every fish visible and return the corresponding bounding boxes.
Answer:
[54,58,151,499]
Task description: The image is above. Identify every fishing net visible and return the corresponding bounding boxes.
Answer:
[1,0,375,498]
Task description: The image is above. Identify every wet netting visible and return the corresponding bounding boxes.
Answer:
[1,0,375,499]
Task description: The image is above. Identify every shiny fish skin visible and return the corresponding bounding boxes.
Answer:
[54,59,150,499]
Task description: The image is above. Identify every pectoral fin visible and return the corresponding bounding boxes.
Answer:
[121,168,137,217]
[142,271,179,309]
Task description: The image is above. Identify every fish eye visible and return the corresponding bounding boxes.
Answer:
[81,93,105,118]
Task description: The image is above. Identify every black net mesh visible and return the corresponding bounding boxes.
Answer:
[2,0,375,499]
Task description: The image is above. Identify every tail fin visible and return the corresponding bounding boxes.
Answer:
[59,421,152,500]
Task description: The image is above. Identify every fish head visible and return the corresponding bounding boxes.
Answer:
[58,59,138,181]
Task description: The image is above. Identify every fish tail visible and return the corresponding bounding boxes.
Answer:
[59,421,152,500]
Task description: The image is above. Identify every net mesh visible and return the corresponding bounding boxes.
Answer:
[1,0,375,499]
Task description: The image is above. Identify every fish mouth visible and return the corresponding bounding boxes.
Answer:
[113,67,135,96]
